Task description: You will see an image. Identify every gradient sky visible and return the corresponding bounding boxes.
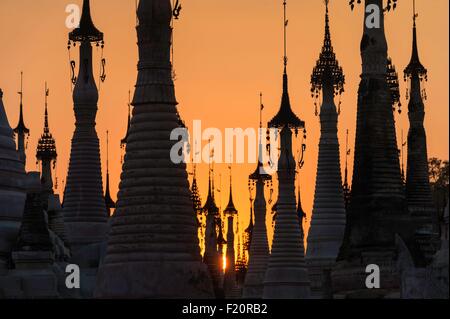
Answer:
[0,0,448,246]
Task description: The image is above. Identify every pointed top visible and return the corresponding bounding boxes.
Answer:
[69,0,104,43]
[250,96,273,181]
[36,83,57,162]
[404,0,427,79]
[343,129,351,209]
[121,91,132,147]
[297,186,305,218]
[311,1,345,97]
[283,0,288,68]
[44,82,49,132]
[268,1,304,129]
[268,64,304,129]
[224,166,238,216]
[344,129,349,187]
[104,130,115,211]
[14,72,30,135]
[203,168,219,214]
[191,164,203,214]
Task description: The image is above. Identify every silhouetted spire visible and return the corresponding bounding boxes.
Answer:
[224,166,238,216]
[404,0,427,80]
[297,187,306,225]
[306,3,347,298]
[343,129,351,210]
[202,167,219,215]
[191,164,202,214]
[121,91,132,148]
[243,96,273,298]
[69,0,104,43]
[311,1,345,100]
[14,72,29,136]
[404,0,438,264]
[104,130,115,215]
[14,72,30,164]
[263,0,310,299]
[36,83,57,193]
[268,1,304,130]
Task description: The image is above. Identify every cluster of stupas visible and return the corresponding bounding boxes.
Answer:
[0,0,448,299]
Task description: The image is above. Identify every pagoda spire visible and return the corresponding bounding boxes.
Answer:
[0,88,27,271]
[63,0,108,297]
[191,164,203,214]
[14,72,30,164]
[96,0,213,298]
[202,166,223,298]
[404,0,439,264]
[306,1,346,299]
[263,0,310,299]
[36,82,57,195]
[243,96,273,298]
[342,129,351,210]
[120,90,132,148]
[333,0,409,298]
[104,130,115,216]
[235,218,247,287]
[297,183,306,241]
[223,165,239,298]
[224,166,237,216]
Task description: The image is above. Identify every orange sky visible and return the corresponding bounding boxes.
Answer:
[0,0,448,246]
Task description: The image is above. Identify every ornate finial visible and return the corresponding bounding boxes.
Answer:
[69,0,104,43]
[311,1,345,100]
[202,145,219,215]
[173,0,182,19]
[224,164,238,216]
[343,129,351,209]
[250,94,273,182]
[191,163,203,215]
[44,82,49,131]
[283,0,288,68]
[36,83,57,163]
[14,71,30,135]
[106,130,110,173]
[268,1,305,131]
[404,0,427,82]
[121,90,132,148]
[104,129,116,214]
[18,71,23,105]
[400,129,406,183]
[259,92,264,129]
